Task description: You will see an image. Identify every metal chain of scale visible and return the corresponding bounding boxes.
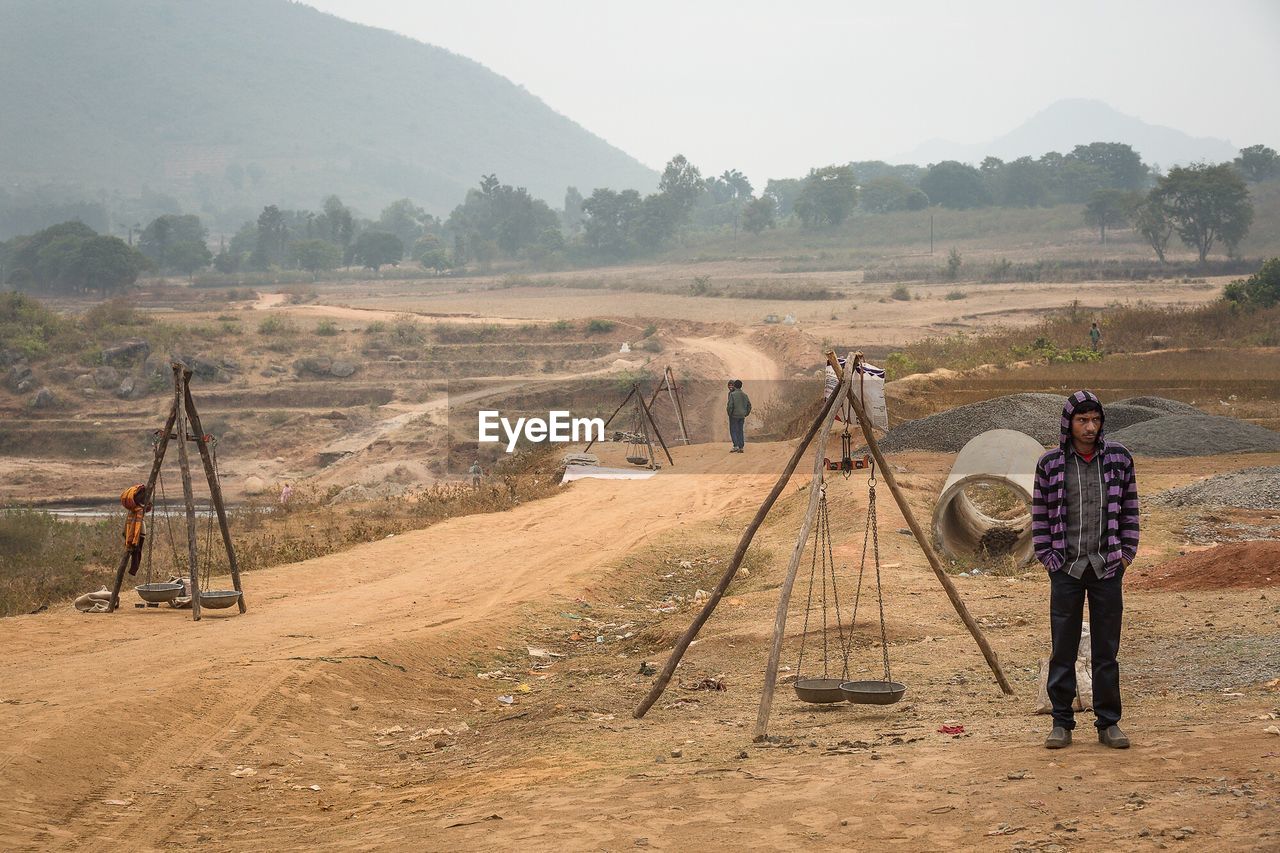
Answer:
[842,462,892,683]
[795,480,848,682]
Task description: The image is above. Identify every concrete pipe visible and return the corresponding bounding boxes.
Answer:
[931,429,1045,566]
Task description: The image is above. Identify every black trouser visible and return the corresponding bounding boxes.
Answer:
[1048,567,1123,731]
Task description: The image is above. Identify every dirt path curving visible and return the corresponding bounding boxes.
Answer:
[0,443,791,850]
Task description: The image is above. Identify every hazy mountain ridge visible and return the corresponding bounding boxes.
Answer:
[0,0,658,219]
[904,98,1238,168]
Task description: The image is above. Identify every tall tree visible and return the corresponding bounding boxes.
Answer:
[351,231,403,272]
[1083,189,1137,245]
[794,165,858,226]
[742,196,776,233]
[1133,196,1175,263]
[72,236,147,293]
[377,198,433,249]
[1069,142,1148,191]
[1001,157,1050,207]
[581,188,642,259]
[254,205,289,268]
[1234,145,1280,183]
[1152,163,1253,262]
[859,176,928,213]
[764,178,804,219]
[319,195,355,252]
[139,214,209,274]
[291,239,341,279]
[657,154,705,222]
[445,175,560,258]
[563,186,585,235]
[920,161,991,209]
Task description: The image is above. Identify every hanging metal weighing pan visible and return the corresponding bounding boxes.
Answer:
[793,677,848,704]
[199,590,242,609]
[136,582,184,603]
[840,680,907,705]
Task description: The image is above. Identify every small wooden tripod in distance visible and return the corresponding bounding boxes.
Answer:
[107,362,246,620]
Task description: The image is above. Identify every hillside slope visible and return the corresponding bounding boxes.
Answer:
[0,0,657,216]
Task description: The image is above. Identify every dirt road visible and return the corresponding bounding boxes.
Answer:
[3,444,1277,849]
[675,335,784,445]
[251,291,531,326]
[0,443,788,850]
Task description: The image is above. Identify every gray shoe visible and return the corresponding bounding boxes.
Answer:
[1044,726,1071,749]
[1098,724,1130,749]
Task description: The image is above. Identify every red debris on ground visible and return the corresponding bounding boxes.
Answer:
[1129,540,1280,591]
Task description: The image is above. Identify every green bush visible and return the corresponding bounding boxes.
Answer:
[257,315,296,335]
[890,284,912,301]
[586,319,616,334]
[1223,257,1280,309]
[945,290,968,300]
[884,351,922,379]
[314,319,339,336]
[945,247,963,280]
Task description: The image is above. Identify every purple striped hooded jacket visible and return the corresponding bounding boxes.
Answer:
[1031,390,1140,578]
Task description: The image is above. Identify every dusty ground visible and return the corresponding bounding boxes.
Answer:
[319,276,1226,347]
[4,269,1279,849]
[2,441,1277,851]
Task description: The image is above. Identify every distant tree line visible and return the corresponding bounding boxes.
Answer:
[0,221,146,295]
[2,143,1275,290]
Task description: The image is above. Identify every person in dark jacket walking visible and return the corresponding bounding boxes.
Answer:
[726,379,752,452]
[1032,390,1139,750]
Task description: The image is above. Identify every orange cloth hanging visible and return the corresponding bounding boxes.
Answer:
[120,484,147,548]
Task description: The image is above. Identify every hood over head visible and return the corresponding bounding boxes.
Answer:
[1059,390,1105,449]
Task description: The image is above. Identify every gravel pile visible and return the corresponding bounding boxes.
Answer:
[1113,396,1204,416]
[1152,466,1280,510]
[1099,403,1167,433]
[880,393,1280,458]
[1108,414,1280,457]
[877,393,1064,453]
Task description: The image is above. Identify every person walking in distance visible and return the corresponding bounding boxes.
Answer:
[467,459,483,489]
[1089,322,1102,353]
[727,379,752,453]
[1032,390,1139,750]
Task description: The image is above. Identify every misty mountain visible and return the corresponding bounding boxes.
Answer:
[0,0,657,220]
[903,99,1238,168]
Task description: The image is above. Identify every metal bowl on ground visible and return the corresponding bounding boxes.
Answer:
[136,582,184,603]
[794,678,849,704]
[199,590,241,609]
[840,680,907,705]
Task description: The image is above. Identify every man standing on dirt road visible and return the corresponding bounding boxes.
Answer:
[1032,390,1139,750]
[727,379,752,453]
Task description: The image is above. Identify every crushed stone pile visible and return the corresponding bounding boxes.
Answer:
[879,393,1280,458]
[1098,403,1167,433]
[1128,540,1280,590]
[877,393,1064,453]
[1112,396,1204,416]
[1152,466,1280,510]
[1108,414,1280,457]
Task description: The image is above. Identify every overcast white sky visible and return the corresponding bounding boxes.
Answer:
[304,0,1280,186]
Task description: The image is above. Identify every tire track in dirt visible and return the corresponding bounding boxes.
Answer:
[0,443,793,849]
